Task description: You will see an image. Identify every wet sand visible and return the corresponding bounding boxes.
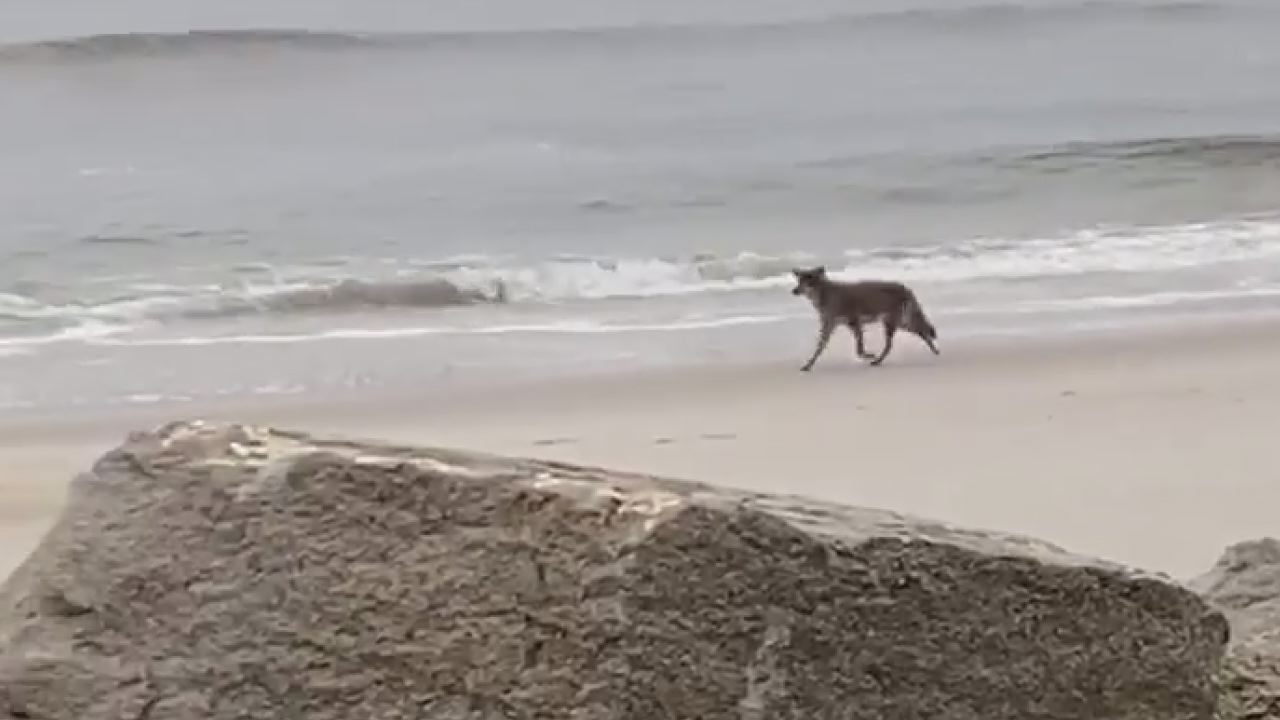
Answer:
[3,321,1278,581]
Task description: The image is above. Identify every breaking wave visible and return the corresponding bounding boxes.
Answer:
[0,277,498,332]
[3,215,1280,348]
[195,277,500,317]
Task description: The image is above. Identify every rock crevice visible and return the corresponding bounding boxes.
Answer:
[1193,538,1280,719]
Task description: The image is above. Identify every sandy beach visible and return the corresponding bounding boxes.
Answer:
[3,320,1279,583]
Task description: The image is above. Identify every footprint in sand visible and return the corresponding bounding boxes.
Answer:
[651,433,737,446]
[533,437,579,447]
[699,433,737,441]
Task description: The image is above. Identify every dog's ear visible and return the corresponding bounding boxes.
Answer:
[791,268,803,278]
[814,265,827,277]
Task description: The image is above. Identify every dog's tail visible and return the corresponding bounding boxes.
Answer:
[905,293,938,341]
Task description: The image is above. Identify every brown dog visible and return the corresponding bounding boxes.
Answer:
[791,266,939,371]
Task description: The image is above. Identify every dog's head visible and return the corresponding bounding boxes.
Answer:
[790,266,827,297]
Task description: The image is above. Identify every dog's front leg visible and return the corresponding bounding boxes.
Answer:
[871,320,896,366]
[801,318,835,372]
[849,321,875,360]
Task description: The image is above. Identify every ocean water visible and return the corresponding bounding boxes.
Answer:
[2,0,1280,411]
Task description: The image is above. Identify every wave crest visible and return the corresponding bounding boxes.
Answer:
[1014,134,1280,167]
[0,29,373,62]
[0,3,1238,63]
[208,277,500,318]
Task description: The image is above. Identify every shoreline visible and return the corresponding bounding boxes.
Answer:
[4,317,1280,581]
[4,292,1280,416]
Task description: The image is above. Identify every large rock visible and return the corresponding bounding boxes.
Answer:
[0,421,1228,719]
[1192,539,1280,719]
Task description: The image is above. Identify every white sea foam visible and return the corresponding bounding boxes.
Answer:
[2,217,1279,349]
[89,314,787,348]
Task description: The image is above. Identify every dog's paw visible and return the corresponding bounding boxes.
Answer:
[799,365,813,372]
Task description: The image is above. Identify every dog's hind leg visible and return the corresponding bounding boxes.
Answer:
[908,312,939,355]
[871,319,896,366]
[801,318,836,372]
[914,328,940,355]
[906,299,940,355]
[847,320,875,360]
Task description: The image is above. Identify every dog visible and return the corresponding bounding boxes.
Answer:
[790,266,939,371]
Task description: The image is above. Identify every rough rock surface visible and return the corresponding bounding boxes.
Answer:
[0,421,1228,720]
[1192,539,1280,719]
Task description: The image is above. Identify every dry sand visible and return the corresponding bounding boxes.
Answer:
[3,320,1279,582]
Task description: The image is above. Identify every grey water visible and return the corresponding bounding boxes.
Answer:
[2,0,1280,410]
